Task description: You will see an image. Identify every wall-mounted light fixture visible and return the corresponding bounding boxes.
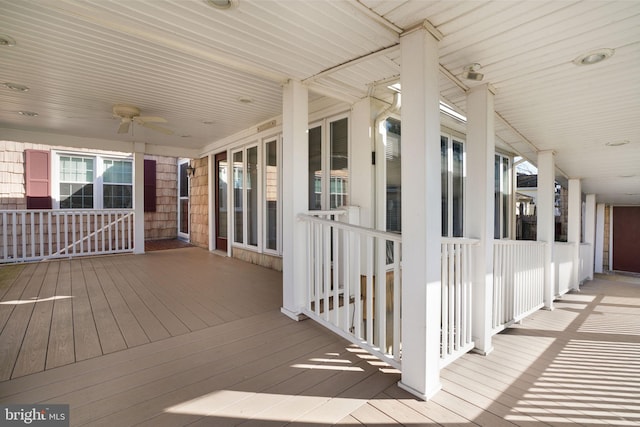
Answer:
[186,164,196,177]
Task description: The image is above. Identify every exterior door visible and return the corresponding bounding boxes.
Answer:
[612,206,640,273]
[215,152,228,252]
[178,160,189,240]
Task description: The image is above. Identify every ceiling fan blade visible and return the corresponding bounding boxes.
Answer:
[140,121,173,135]
[117,119,131,134]
[135,116,166,123]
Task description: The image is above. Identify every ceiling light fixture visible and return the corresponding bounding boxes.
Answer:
[462,63,484,81]
[605,140,629,147]
[205,0,238,10]
[238,96,253,104]
[3,82,29,92]
[18,111,38,117]
[0,34,16,46]
[573,48,614,66]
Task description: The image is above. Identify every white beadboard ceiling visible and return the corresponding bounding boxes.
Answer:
[1,0,638,204]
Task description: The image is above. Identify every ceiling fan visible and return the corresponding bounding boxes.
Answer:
[112,104,173,135]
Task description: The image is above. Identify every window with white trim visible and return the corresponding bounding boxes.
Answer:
[231,137,281,254]
[54,152,132,209]
[494,153,512,239]
[441,133,465,237]
[308,115,349,211]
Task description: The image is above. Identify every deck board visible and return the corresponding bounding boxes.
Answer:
[0,250,639,427]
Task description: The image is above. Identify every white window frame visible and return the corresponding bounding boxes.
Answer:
[262,135,282,256]
[177,158,190,240]
[52,150,132,210]
[495,151,513,239]
[441,132,466,238]
[231,142,261,251]
[308,113,351,211]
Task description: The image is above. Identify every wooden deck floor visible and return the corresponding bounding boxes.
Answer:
[1,250,639,426]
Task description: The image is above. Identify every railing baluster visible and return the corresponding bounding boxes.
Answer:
[333,225,340,326]
[2,212,7,261]
[354,231,362,339]
[342,227,350,334]
[365,235,374,346]
[393,241,400,361]
[376,237,386,354]
[441,243,449,358]
[39,212,44,257]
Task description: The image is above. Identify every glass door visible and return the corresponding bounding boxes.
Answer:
[215,152,228,252]
[178,159,189,240]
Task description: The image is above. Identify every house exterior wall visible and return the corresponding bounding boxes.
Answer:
[189,157,208,249]
[0,140,178,241]
[144,155,178,240]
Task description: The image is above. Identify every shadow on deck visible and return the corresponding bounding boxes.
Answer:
[0,249,638,426]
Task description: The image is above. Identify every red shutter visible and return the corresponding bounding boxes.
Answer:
[144,159,157,212]
[25,149,52,209]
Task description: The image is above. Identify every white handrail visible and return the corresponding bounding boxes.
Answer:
[298,213,402,368]
[0,209,135,263]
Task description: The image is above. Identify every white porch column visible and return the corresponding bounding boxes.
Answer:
[351,97,374,228]
[398,23,442,400]
[537,150,555,308]
[133,142,145,254]
[465,84,496,355]
[595,203,605,273]
[281,80,309,320]
[584,194,596,280]
[567,178,582,290]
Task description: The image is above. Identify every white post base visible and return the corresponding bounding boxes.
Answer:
[398,380,442,401]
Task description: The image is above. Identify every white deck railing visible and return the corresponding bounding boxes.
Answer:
[493,240,546,332]
[579,243,592,283]
[0,209,135,263]
[440,238,478,367]
[554,242,574,296]
[298,213,402,368]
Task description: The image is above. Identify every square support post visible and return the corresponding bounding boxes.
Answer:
[567,178,582,290]
[465,84,496,355]
[133,143,145,254]
[398,24,442,400]
[281,80,309,321]
[537,150,555,308]
[584,194,596,280]
[595,203,605,274]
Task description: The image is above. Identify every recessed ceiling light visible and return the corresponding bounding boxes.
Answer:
[3,82,29,92]
[238,96,253,104]
[605,140,629,147]
[18,111,38,117]
[573,48,615,66]
[202,120,215,125]
[205,0,238,10]
[181,134,192,138]
[0,34,16,46]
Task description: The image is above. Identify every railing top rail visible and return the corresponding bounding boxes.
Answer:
[441,237,480,245]
[0,209,134,215]
[493,239,547,246]
[304,209,347,216]
[297,213,402,242]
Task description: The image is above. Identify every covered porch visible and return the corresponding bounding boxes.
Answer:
[1,248,639,426]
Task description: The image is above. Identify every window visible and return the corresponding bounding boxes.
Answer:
[441,134,465,237]
[385,118,401,233]
[231,138,281,253]
[308,115,349,211]
[494,153,511,239]
[103,159,132,208]
[59,155,94,209]
[264,139,279,252]
[54,152,132,210]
